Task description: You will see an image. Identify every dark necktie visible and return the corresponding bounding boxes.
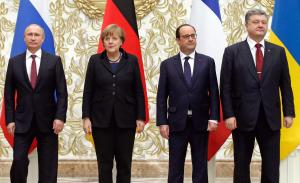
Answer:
[255,43,263,80]
[184,56,192,87]
[30,55,37,89]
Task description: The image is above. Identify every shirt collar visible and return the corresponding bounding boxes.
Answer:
[26,49,42,59]
[247,37,265,49]
[180,50,196,60]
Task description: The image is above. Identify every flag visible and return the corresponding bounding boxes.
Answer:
[269,0,300,160]
[85,0,149,144]
[190,0,231,160]
[0,0,55,153]
[98,0,149,123]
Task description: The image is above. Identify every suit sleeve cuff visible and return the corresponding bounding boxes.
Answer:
[208,120,218,124]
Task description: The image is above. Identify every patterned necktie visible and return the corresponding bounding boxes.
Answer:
[184,56,192,87]
[30,55,37,89]
[255,43,263,80]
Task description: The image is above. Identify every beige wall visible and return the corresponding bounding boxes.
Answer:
[0,0,274,161]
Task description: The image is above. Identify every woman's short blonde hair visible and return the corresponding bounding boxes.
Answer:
[101,24,125,43]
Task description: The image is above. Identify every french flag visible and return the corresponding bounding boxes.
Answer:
[190,0,231,160]
[0,0,55,153]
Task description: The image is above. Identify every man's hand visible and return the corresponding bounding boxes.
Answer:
[82,118,92,134]
[208,121,218,131]
[7,122,15,136]
[53,119,64,134]
[283,116,294,128]
[159,125,169,139]
[136,120,145,133]
[225,117,237,130]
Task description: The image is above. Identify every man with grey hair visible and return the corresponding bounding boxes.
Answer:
[220,9,295,183]
[4,24,68,183]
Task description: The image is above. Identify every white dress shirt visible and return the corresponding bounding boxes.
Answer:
[179,51,217,124]
[26,49,42,79]
[247,37,265,65]
[180,51,195,76]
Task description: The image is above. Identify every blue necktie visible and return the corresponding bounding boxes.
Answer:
[184,56,192,87]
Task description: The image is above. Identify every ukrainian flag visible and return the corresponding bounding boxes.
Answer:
[269,0,300,160]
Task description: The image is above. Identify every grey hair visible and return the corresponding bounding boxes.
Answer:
[245,9,268,24]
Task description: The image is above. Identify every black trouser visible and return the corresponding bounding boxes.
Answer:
[233,105,280,183]
[10,117,58,183]
[168,116,209,183]
[92,119,136,183]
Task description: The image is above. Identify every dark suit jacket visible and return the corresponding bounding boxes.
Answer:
[82,49,145,128]
[4,51,68,133]
[220,40,295,131]
[156,52,220,132]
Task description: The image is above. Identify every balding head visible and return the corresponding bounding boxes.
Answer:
[24,24,45,53]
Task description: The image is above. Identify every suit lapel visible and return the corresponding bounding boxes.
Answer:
[100,57,113,73]
[261,41,272,82]
[191,53,201,89]
[21,53,33,90]
[173,54,190,89]
[100,56,127,74]
[241,40,259,82]
[35,51,47,90]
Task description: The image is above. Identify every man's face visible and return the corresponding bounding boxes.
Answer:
[246,14,268,41]
[24,25,44,52]
[176,26,197,54]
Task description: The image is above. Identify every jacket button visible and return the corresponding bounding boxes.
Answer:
[113,75,116,78]
[112,91,115,95]
[113,83,116,87]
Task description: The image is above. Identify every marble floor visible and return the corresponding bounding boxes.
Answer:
[0,177,260,183]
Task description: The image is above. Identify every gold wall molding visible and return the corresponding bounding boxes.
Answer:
[222,0,274,45]
[74,0,159,20]
[0,1,16,158]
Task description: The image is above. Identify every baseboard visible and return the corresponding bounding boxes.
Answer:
[0,160,261,177]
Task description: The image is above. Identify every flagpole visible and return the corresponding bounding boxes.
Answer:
[280,146,300,183]
[208,156,216,183]
[113,159,116,183]
[27,149,39,182]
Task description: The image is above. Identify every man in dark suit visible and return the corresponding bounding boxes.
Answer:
[220,9,295,183]
[156,24,220,183]
[4,24,68,183]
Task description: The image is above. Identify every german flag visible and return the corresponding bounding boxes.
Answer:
[98,0,149,123]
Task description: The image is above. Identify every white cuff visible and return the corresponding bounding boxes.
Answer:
[208,120,218,124]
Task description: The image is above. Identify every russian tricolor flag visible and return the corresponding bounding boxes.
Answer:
[190,0,231,160]
[0,0,55,153]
